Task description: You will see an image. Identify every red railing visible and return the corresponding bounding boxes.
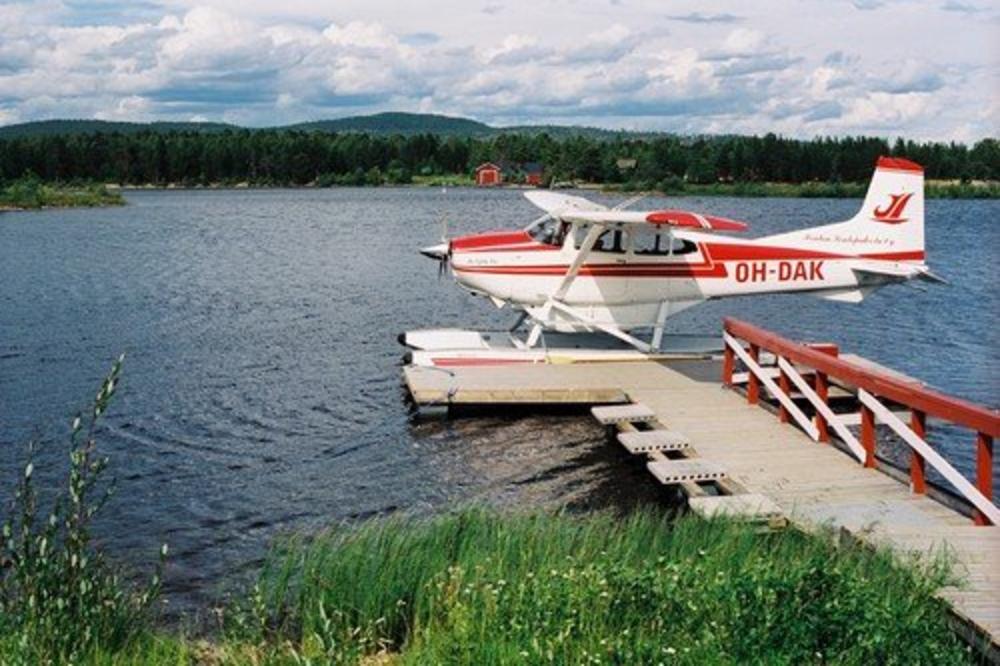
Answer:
[722,317,999,526]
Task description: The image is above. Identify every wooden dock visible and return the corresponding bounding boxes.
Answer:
[403,324,999,654]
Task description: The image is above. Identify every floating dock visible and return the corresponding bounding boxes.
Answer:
[402,318,999,655]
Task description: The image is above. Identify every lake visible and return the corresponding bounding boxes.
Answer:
[1,188,997,614]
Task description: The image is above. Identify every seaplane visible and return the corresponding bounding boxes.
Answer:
[402,156,942,367]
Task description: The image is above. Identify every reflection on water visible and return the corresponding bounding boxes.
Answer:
[0,188,996,613]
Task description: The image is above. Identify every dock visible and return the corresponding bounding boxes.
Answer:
[403,318,999,655]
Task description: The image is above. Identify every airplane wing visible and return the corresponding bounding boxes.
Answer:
[524,191,608,214]
[523,191,747,232]
[559,209,748,232]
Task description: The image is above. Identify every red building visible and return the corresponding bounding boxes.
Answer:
[522,162,543,186]
[475,162,502,186]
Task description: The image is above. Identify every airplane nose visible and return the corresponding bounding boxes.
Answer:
[420,242,449,260]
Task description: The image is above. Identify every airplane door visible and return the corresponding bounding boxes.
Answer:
[627,226,673,307]
[569,224,628,303]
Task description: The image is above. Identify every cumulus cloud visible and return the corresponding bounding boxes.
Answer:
[0,0,994,140]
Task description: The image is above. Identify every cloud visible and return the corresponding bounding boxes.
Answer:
[400,31,441,46]
[871,60,946,94]
[940,0,987,13]
[0,0,994,141]
[667,12,743,24]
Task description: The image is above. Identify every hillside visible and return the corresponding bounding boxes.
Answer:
[285,112,494,136]
[0,119,238,138]
[0,112,631,139]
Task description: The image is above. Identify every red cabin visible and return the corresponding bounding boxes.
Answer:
[523,162,543,186]
[475,162,502,186]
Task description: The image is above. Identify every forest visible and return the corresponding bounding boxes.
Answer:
[0,128,997,190]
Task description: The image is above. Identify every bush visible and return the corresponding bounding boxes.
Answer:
[0,356,166,664]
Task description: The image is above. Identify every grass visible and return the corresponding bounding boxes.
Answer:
[0,367,978,664]
[0,175,125,210]
[214,508,971,665]
[411,173,475,187]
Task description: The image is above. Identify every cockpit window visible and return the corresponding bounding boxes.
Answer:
[528,218,568,246]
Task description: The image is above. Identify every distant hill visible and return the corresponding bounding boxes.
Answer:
[286,112,495,136]
[0,112,641,140]
[0,119,238,138]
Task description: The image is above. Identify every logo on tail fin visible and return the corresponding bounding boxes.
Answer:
[872,192,913,224]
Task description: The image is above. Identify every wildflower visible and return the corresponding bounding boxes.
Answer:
[665,646,676,655]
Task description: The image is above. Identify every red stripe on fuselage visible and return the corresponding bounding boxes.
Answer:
[450,242,925,278]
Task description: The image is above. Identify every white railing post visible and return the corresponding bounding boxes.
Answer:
[723,333,819,441]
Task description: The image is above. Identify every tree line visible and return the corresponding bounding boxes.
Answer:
[0,129,996,187]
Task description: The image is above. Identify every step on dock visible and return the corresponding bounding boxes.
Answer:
[617,430,690,454]
[688,493,784,521]
[647,459,728,485]
[590,403,657,425]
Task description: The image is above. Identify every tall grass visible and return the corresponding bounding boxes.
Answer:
[0,356,166,664]
[231,508,971,665]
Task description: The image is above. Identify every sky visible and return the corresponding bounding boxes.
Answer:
[0,0,997,141]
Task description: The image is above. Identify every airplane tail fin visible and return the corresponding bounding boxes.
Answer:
[762,156,925,262]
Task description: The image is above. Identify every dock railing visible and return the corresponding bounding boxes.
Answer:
[721,317,999,526]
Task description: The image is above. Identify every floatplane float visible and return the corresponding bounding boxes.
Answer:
[402,157,942,368]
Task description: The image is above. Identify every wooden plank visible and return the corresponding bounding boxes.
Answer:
[617,430,690,454]
[647,459,727,485]
[689,493,784,520]
[591,403,656,425]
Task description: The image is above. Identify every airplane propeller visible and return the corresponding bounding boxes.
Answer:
[418,216,452,279]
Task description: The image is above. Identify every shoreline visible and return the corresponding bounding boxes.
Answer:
[2,179,996,213]
[109,179,999,198]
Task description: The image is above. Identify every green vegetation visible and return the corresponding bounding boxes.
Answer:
[0,356,165,664]
[0,368,976,664]
[0,115,996,196]
[219,509,969,665]
[0,174,124,210]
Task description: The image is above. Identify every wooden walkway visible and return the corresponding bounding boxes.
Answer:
[404,359,999,651]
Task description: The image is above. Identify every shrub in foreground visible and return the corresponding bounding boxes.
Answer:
[0,356,165,664]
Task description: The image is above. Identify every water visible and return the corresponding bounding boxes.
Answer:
[1,188,997,614]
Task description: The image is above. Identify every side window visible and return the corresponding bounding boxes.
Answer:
[633,229,669,255]
[575,225,626,253]
[670,237,698,255]
[595,229,626,254]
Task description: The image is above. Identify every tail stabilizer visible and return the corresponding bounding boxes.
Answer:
[762,156,925,262]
